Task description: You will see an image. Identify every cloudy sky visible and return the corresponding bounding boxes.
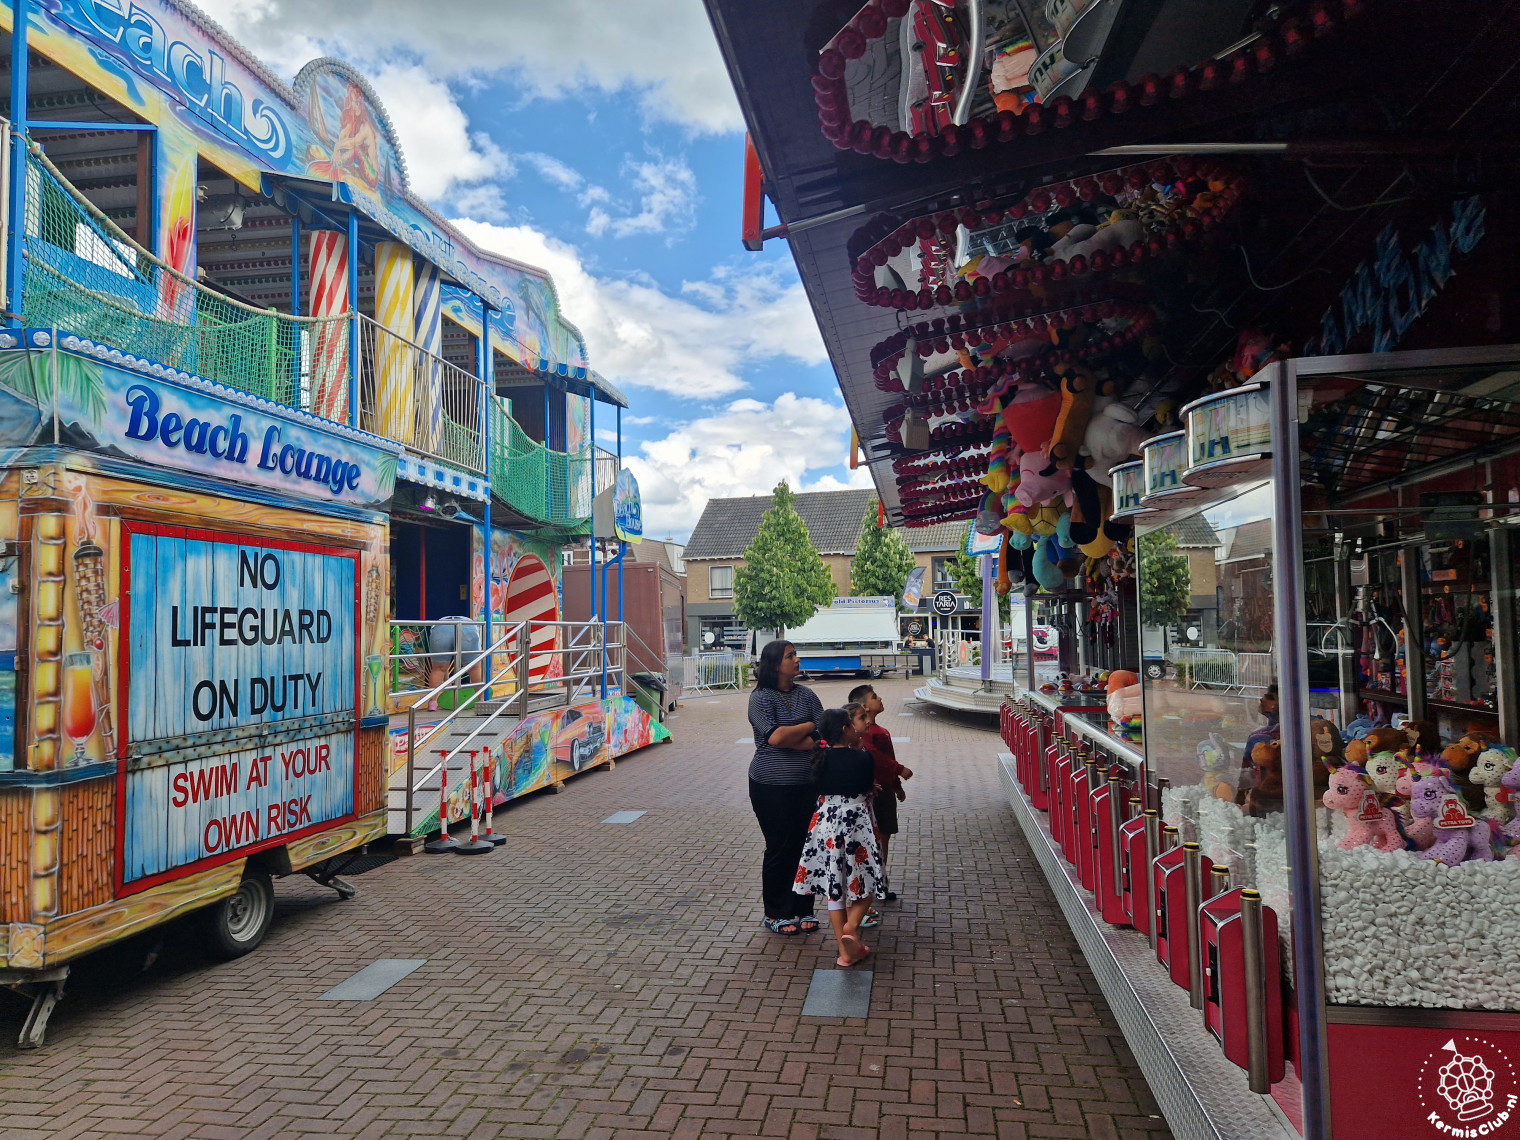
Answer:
[196,0,872,540]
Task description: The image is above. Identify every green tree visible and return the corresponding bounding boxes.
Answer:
[1139,528,1192,630]
[945,527,1010,621]
[733,481,837,636]
[850,499,917,609]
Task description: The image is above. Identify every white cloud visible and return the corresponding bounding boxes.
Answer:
[450,219,827,399]
[623,395,874,540]
[523,152,586,192]
[586,153,700,240]
[195,0,743,134]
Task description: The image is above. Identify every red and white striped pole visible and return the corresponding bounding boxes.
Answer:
[425,749,458,852]
[483,744,505,846]
[457,748,494,854]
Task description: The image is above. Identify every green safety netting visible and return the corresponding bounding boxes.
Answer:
[19,141,347,412]
[489,396,594,527]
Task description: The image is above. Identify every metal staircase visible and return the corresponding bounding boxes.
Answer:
[385,619,627,836]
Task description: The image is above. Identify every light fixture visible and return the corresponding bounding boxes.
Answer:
[420,494,437,512]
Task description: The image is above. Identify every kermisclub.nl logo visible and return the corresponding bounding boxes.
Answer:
[1417,1037,1519,1137]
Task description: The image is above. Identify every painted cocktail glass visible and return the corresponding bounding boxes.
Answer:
[62,652,96,762]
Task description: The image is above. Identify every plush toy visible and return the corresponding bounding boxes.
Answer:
[1469,747,1516,825]
[1499,760,1520,855]
[983,424,1013,495]
[1191,733,1233,801]
[1033,533,1069,590]
[1410,772,1495,865]
[995,529,1012,596]
[1243,739,1284,816]
[1080,400,1147,486]
[1000,387,1064,454]
[1048,365,1114,469]
[1322,765,1404,852]
[1309,718,1343,794]
[1014,448,1073,508]
[1441,733,1488,810]
[1344,726,1406,766]
[1401,719,1441,759]
[1106,670,1142,723]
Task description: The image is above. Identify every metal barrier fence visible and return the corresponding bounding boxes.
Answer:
[683,651,740,693]
[1169,647,1275,692]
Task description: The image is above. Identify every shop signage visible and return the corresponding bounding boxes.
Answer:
[932,590,958,617]
[121,524,358,748]
[902,565,927,607]
[122,729,354,886]
[1109,460,1147,517]
[1307,195,1486,357]
[44,352,397,509]
[1182,382,1273,488]
[966,528,1003,556]
[1329,1023,1520,1139]
[613,468,643,543]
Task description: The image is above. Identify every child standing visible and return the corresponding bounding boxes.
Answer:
[849,683,913,900]
[795,706,885,966]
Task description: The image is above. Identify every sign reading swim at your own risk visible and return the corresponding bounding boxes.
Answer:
[120,524,359,888]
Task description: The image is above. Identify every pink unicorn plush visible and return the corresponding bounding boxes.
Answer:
[1322,765,1403,852]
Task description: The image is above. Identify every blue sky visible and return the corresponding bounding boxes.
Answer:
[199,0,873,540]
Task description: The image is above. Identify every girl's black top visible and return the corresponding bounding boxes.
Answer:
[814,746,875,796]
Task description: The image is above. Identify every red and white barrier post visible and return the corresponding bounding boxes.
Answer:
[425,749,459,852]
[456,748,494,855]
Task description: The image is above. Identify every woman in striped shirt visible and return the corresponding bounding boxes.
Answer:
[748,640,823,935]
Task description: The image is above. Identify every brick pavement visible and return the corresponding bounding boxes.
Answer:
[0,678,1171,1140]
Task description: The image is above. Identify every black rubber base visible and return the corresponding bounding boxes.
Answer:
[424,836,460,853]
[481,833,507,846]
[453,839,495,855]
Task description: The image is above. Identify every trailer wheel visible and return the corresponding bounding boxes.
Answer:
[869,668,884,679]
[201,871,274,960]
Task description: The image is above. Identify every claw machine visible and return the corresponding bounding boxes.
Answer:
[1142,344,1520,1139]
[0,335,398,1045]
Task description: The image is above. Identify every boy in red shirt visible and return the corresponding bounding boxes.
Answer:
[849,683,913,899]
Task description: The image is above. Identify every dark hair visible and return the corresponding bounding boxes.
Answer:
[811,706,860,781]
[848,683,876,704]
[755,640,793,690]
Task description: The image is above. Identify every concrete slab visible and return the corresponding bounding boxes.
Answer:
[602,810,647,824]
[801,968,873,1017]
[318,959,426,1001]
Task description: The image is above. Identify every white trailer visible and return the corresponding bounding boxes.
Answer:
[788,597,905,677]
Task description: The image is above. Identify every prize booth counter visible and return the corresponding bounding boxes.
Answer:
[1002,344,1520,1140]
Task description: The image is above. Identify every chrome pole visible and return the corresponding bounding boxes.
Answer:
[1155,775,1170,815]
[1211,863,1232,898]
[406,705,416,836]
[1240,889,1271,1094]
[1183,842,1204,1009]
[1143,809,1161,949]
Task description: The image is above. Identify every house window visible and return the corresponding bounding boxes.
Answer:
[931,557,956,591]
[709,565,734,599]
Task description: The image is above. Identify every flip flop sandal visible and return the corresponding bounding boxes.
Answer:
[763,917,801,936]
[860,910,881,929]
[838,932,863,962]
[797,915,821,933]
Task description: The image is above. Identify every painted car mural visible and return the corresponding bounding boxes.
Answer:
[404,695,669,836]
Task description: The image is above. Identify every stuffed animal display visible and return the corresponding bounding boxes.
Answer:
[1323,766,1404,853]
[1409,773,1495,865]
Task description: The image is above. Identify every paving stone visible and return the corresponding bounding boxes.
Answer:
[0,678,1170,1138]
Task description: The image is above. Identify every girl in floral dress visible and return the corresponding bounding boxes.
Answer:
[795,706,886,966]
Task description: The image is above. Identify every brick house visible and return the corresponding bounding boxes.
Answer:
[683,490,968,651]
